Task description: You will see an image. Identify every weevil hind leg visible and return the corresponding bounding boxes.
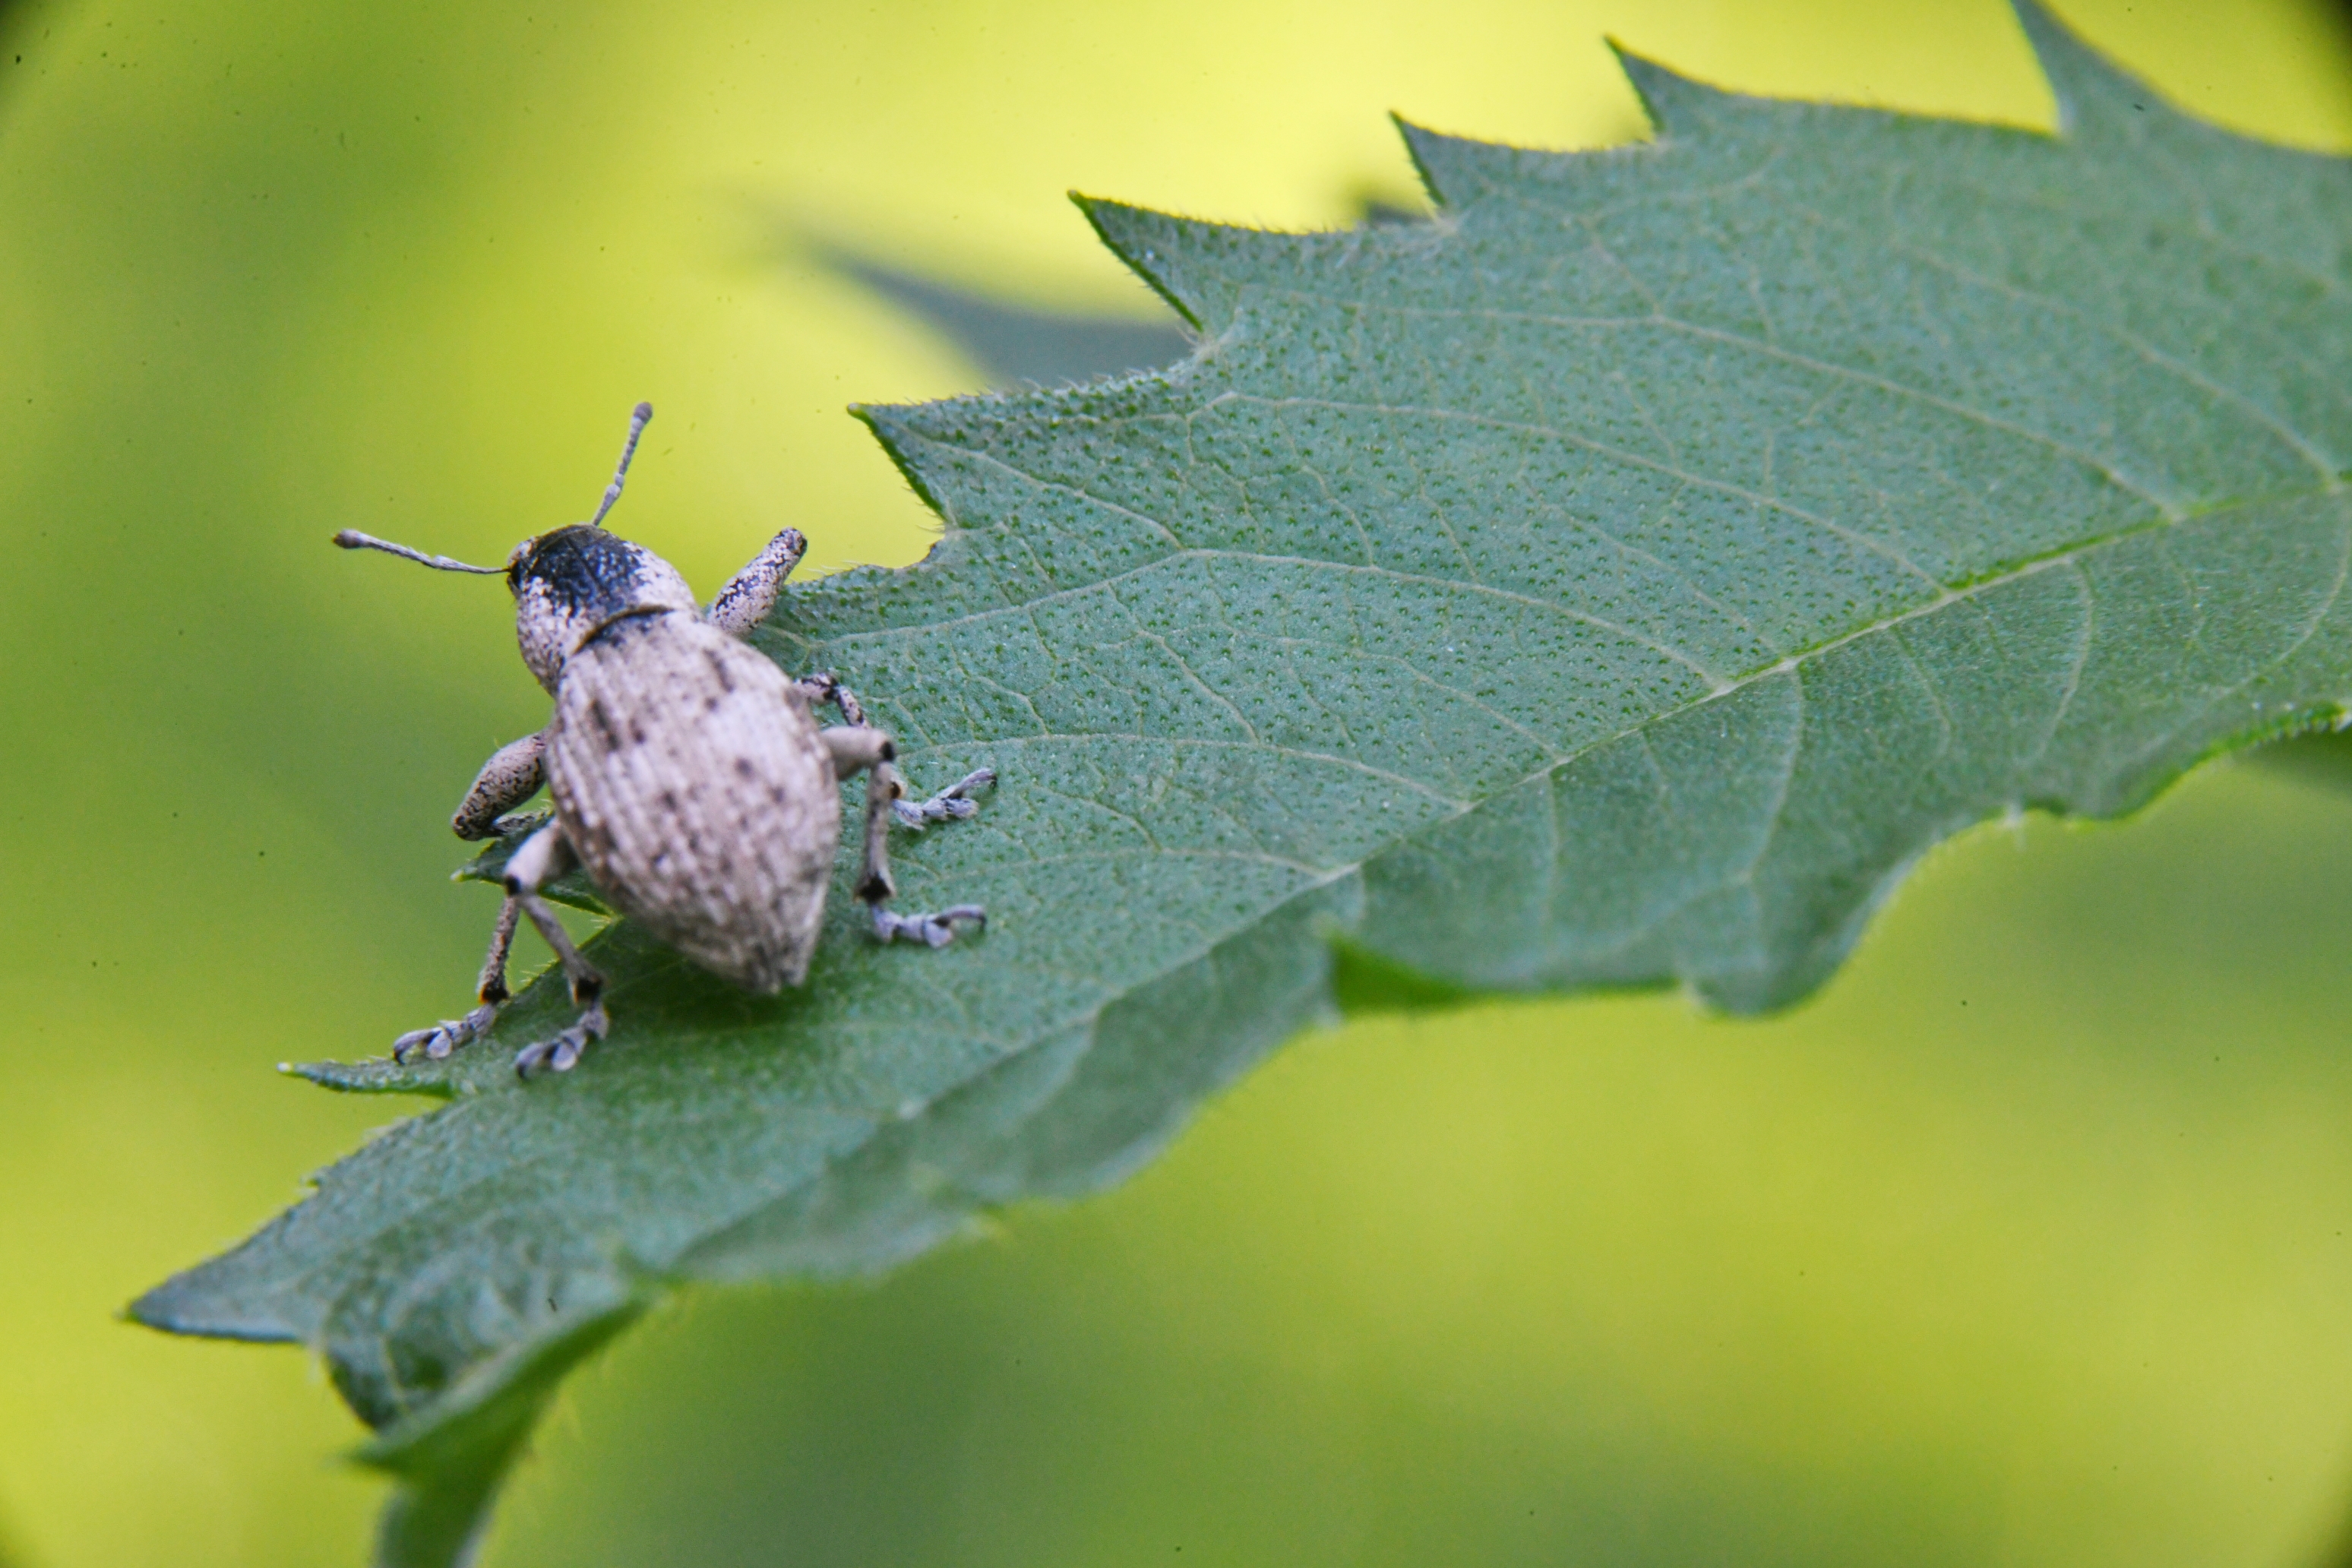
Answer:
[836,749,990,950]
[390,895,522,1063]
[502,821,612,1077]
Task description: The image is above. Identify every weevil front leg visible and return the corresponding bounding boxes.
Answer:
[820,728,988,949]
[387,732,548,1061]
[707,527,807,639]
[390,896,521,1063]
[502,821,612,1077]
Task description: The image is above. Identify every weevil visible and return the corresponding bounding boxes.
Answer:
[334,402,994,1076]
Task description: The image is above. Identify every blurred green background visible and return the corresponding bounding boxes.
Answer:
[6,0,2352,1563]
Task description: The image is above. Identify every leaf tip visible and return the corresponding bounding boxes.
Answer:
[122,1266,302,1345]
[2008,0,2174,138]
[845,398,900,442]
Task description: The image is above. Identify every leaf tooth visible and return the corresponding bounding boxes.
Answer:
[1071,195,1254,334]
[853,400,967,525]
[2009,0,2180,141]
[1604,39,1743,138]
[1394,116,1513,210]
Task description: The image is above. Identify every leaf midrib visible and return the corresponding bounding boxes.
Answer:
[822,482,2299,733]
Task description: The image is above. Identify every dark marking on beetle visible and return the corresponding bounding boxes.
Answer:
[587,698,622,753]
[703,649,737,694]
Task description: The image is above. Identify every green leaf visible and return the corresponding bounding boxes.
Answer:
[358,1304,646,1568]
[132,5,2352,1560]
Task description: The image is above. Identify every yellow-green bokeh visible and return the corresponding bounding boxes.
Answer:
[2,1,2350,1564]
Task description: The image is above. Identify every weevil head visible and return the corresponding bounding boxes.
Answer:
[332,404,681,691]
[506,525,697,692]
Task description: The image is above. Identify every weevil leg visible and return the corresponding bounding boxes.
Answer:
[706,527,808,639]
[450,731,548,841]
[871,902,988,947]
[855,757,903,904]
[792,671,867,728]
[819,722,892,778]
[891,767,996,829]
[503,821,612,1077]
[475,894,523,1005]
[814,724,994,832]
[390,732,552,1063]
[390,896,523,1063]
[824,741,990,949]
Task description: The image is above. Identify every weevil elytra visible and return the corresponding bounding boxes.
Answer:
[335,403,994,1076]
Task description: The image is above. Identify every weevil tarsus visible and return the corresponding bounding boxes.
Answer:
[391,999,497,1064]
[793,673,994,827]
[893,767,997,828]
[390,896,522,1064]
[872,903,988,947]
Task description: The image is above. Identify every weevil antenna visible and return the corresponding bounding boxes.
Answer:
[588,401,653,528]
[330,530,502,574]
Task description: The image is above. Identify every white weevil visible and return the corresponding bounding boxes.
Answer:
[335,403,993,1076]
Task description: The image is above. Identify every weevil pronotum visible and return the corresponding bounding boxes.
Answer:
[334,403,994,1076]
